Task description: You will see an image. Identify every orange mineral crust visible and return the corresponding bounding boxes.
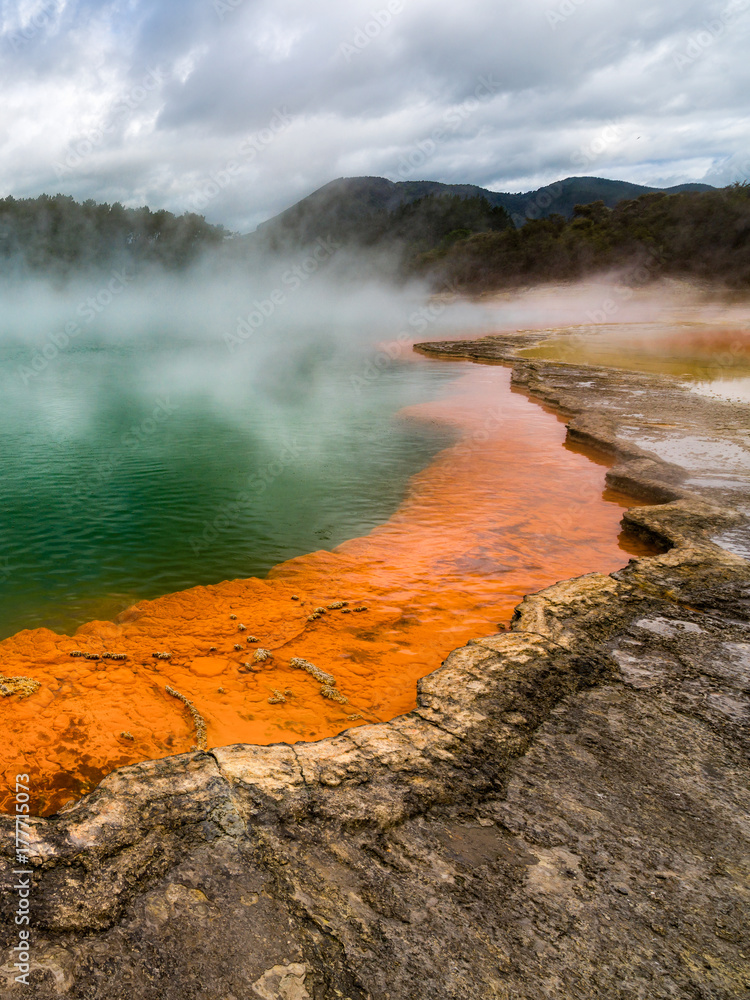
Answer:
[1,365,652,816]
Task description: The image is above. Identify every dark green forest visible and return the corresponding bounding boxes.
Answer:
[255,188,513,255]
[0,194,226,276]
[416,185,750,291]
[252,173,712,250]
[1,183,749,291]
[359,193,512,251]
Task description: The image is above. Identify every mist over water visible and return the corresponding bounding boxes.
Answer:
[2,257,746,641]
[0,258,508,640]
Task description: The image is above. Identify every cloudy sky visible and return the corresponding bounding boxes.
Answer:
[1,0,748,232]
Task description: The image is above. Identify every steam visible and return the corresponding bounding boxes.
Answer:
[2,249,745,353]
[2,247,747,453]
[1,243,748,640]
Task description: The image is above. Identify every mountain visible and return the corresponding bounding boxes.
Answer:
[418,184,750,291]
[252,175,714,248]
[496,176,713,225]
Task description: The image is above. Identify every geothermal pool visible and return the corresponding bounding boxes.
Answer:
[1,335,654,816]
[517,321,750,382]
[0,337,459,639]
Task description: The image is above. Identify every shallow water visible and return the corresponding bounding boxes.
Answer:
[686,377,750,404]
[517,322,750,380]
[0,346,658,816]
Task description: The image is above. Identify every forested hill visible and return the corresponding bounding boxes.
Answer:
[251,174,713,250]
[0,195,226,277]
[1,179,746,293]
[248,176,750,292]
[417,185,750,291]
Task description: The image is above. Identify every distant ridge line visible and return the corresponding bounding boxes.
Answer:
[254,174,714,240]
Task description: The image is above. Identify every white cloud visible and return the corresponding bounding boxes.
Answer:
[0,0,748,231]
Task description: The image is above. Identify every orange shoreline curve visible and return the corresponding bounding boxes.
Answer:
[1,364,654,816]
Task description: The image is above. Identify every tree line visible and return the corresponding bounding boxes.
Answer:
[413,185,750,291]
[0,194,226,277]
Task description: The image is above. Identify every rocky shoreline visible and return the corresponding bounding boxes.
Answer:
[1,330,749,999]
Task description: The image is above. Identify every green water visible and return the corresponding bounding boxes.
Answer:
[0,334,460,640]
